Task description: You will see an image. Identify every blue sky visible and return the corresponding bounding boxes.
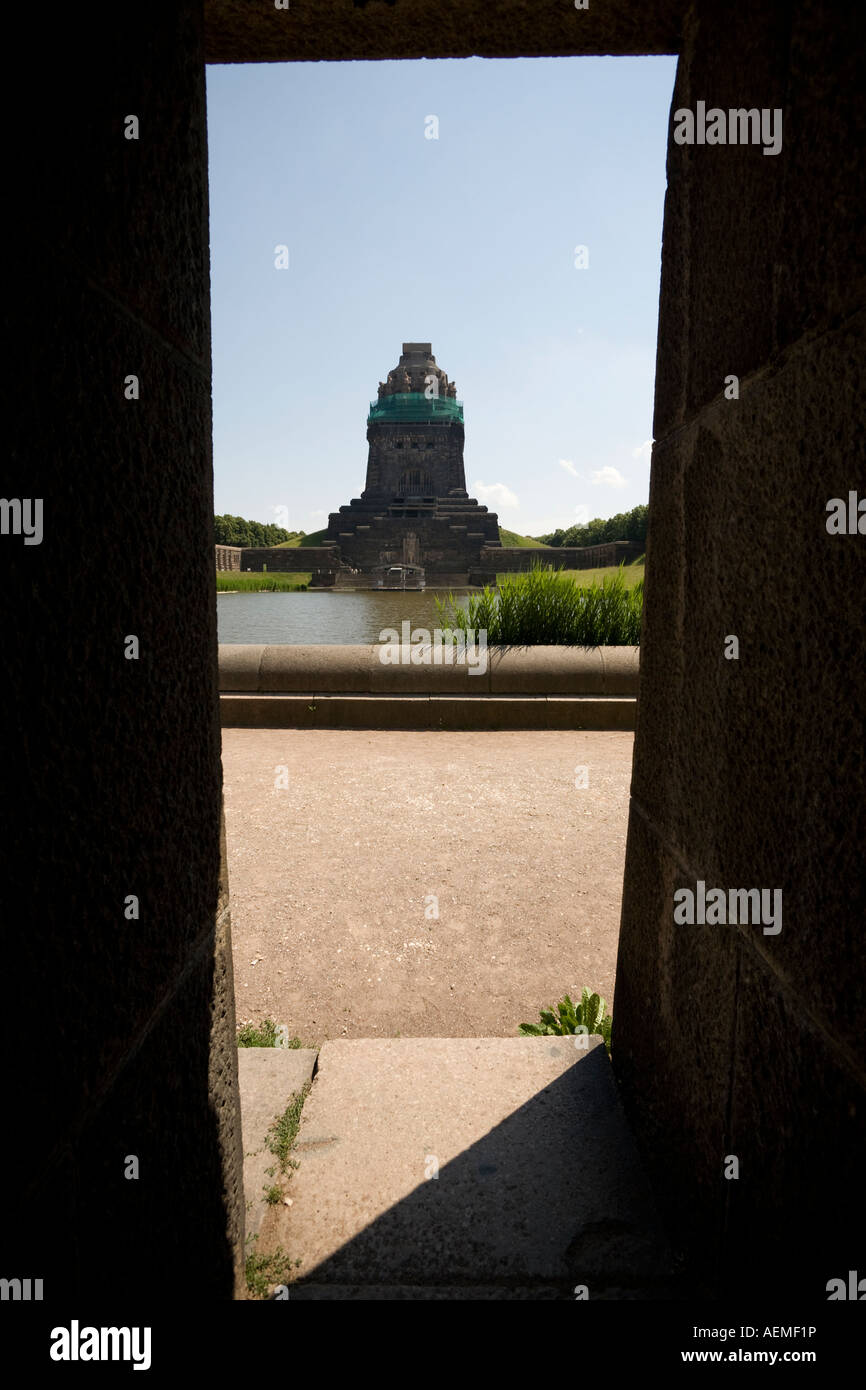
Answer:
[206,55,677,538]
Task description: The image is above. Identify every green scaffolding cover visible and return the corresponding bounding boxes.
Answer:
[367,392,464,425]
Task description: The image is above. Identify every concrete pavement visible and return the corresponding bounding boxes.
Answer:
[222,729,634,1043]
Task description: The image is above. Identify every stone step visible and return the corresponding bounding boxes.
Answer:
[250,1037,674,1300]
[221,693,636,731]
[237,1046,318,1240]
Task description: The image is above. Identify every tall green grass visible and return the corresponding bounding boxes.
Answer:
[216,571,311,592]
[509,560,644,590]
[435,563,643,646]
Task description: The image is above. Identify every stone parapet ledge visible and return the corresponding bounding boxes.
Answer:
[218,644,640,696]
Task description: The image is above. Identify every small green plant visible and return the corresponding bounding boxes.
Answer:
[237,1019,303,1048]
[245,1240,297,1299]
[238,1018,278,1047]
[268,1083,311,1173]
[519,988,612,1053]
[260,1081,310,1204]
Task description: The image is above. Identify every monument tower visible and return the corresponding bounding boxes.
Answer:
[325,344,500,584]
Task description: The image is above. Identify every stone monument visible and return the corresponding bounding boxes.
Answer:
[325,344,501,584]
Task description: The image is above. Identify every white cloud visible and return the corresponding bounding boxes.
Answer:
[559,458,579,478]
[632,439,653,462]
[472,480,519,510]
[573,504,591,524]
[309,508,327,519]
[590,466,626,489]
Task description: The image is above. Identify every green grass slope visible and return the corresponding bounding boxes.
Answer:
[275,528,328,548]
[495,560,645,589]
[498,528,551,548]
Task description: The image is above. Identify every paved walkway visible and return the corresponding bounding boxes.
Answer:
[221,729,634,1043]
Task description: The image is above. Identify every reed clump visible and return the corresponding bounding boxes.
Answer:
[435,562,643,646]
[216,572,310,592]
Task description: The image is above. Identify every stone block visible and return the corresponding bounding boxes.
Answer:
[598,646,640,694]
[204,0,686,64]
[219,645,265,691]
[71,943,244,1299]
[488,646,607,694]
[774,4,866,351]
[633,320,866,1059]
[262,1037,671,1294]
[725,950,866,1299]
[237,1048,317,1239]
[258,644,373,693]
[219,693,636,731]
[654,1,790,431]
[614,804,737,1280]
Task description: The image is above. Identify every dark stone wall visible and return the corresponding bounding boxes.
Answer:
[364,420,466,499]
[326,511,499,577]
[5,0,861,1309]
[236,539,643,576]
[3,1,244,1298]
[205,0,686,62]
[489,541,645,572]
[613,0,866,1299]
[240,546,337,572]
[216,544,242,571]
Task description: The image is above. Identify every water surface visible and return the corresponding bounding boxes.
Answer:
[217,589,472,645]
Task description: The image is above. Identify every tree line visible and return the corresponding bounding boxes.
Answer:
[537,503,647,549]
[214,514,305,548]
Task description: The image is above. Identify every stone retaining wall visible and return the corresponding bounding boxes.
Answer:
[238,545,337,571]
[218,643,640,696]
[215,544,242,571]
[216,539,643,577]
[487,541,644,571]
